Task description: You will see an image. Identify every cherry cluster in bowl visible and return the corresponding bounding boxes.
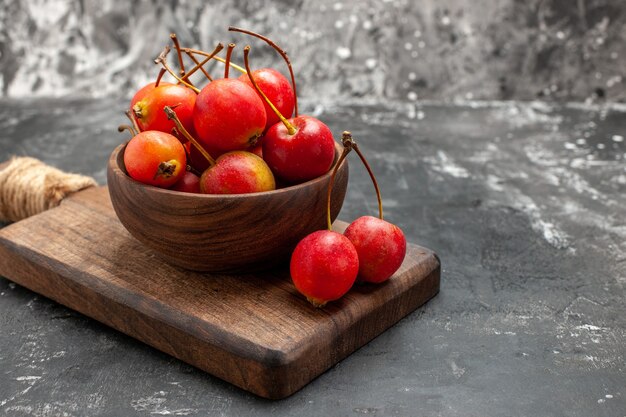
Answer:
[121,28,335,194]
[119,28,407,307]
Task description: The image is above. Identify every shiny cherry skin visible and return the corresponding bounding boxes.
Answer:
[123,131,186,188]
[132,84,196,134]
[193,78,266,152]
[238,68,294,131]
[290,230,359,307]
[200,151,275,194]
[263,115,335,184]
[130,81,172,112]
[344,216,407,283]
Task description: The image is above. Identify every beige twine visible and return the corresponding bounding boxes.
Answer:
[0,157,97,223]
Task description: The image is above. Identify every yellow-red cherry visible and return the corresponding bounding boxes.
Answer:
[133,84,196,134]
[124,131,187,188]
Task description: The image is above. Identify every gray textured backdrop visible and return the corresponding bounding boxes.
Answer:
[1,0,625,102]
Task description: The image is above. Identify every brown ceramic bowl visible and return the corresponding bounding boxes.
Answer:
[107,142,348,273]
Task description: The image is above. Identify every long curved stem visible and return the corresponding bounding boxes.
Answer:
[243,46,296,135]
[351,136,383,220]
[228,26,299,117]
[327,144,351,231]
[164,106,215,167]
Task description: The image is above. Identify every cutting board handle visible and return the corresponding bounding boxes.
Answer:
[0,157,97,223]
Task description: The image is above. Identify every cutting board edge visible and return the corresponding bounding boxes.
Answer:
[266,257,441,399]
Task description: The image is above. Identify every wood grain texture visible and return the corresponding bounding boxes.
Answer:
[107,142,349,273]
[0,186,440,399]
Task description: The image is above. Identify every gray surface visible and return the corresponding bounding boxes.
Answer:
[0,98,625,416]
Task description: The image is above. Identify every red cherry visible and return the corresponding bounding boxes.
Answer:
[239,68,294,131]
[240,46,334,184]
[133,84,196,134]
[344,216,407,283]
[199,151,275,194]
[290,230,359,307]
[171,170,201,193]
[193,78,266,152]
[123,131,186,188]
[262,115,336,183]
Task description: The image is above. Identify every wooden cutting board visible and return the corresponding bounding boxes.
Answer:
[0,186,440,399]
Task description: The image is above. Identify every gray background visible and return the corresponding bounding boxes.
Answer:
[1,0,625,102]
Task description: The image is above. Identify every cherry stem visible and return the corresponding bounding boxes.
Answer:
[229,26,299,117]
[117,124,135,138]
[184,51,213,82]
[181,43,224,82]
[243,45,296,135]
[164,106,215,167]
[125,109,141,134]
[169,33,186,77]
[347,132,384,220]
[183,47,245,74]
[224,43,235,78]
[327,140,352,231]
[155,46,200,93]
[154,68,166,87]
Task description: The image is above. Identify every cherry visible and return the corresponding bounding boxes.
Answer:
[290,143,358,307]
[341,132,407,283]
[239,68,294,131]
[242,46,335,184]
[129,80,171,113]
[200,151,275,194]
[171,170,201,193]
[290,230,359,307]
[133,84,196,134]
[344,216,406,283]
[123,130,187,188]
[192,78,267,152]
[263,115,336,183]
[165,106,275,195]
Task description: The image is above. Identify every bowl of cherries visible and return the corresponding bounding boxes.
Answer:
[109,29,348,273]
[108,28,406,306]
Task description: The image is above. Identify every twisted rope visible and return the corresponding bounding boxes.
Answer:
[0,157,97,223]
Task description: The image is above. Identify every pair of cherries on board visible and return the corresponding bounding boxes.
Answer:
[290,133,407,307]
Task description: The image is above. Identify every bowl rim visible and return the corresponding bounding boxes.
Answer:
[108,140,346,199]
